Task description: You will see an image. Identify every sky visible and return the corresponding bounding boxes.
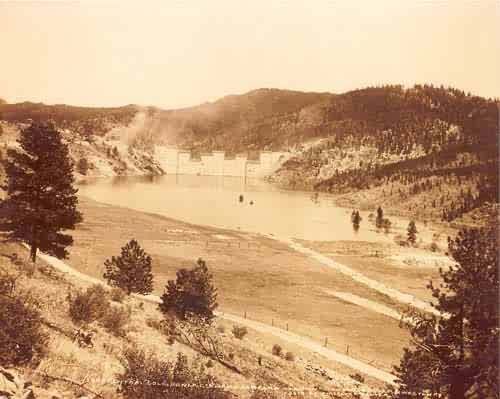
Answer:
[1,0,499,109]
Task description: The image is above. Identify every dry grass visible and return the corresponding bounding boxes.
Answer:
[1,240,376,398]
[62,198,415,372]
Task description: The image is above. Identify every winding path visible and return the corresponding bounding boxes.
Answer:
[275,237,440,316]
[33,248,397,386]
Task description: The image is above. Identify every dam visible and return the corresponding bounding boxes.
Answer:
[154,146,287,178]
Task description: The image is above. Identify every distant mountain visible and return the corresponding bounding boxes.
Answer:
[0,101,137,137]
[1,85,498,224]
[149,88,334,154]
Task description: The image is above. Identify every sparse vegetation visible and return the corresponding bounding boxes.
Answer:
[67,284,109,324]
[100,304,131,337]
[284,351,295,362]
[110,286,127,303]
[0,275,47,367]
[117,348,231,399]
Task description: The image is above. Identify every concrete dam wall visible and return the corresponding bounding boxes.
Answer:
[155,146,287,177]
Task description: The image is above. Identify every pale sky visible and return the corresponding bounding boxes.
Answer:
[1,0,499,109]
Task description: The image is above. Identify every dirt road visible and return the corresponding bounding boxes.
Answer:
[34,248,397,386]
[277,237,440,316]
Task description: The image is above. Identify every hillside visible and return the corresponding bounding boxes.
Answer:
[0,104,164,181]
[1,85,498,223]
[143,84,498,224]
[264,85,499,225]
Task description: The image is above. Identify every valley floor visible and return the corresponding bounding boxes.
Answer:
[64,197,452,379]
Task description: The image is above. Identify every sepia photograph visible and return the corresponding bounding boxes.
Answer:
[0,1,498,398]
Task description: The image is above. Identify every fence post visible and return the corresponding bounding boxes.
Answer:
[286,323,288,331]
[346,345,349,355]
[244,310,247,319]
[324,337,328,347]
[271,319,274,327]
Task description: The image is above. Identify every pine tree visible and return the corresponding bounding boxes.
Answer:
[352,210,361,232]
[392,226,498,398]
[0,122,82,262]
[376,206,384,229]
[103,239,154,295]
[407,221,418,245]
[159,258,218,324]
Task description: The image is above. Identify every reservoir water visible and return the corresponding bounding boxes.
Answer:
[78,175,392,242]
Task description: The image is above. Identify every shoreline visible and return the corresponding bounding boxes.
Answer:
[64,195,450,372]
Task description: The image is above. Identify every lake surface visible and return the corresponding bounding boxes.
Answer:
[78,175,392,242]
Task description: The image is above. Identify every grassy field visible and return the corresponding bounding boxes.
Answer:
[2,240,374,398]
[60,197,416,373]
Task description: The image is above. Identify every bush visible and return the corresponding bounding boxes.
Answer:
[271,344,282,357]
[0,268,17,296]
[429,242,439,252]
[100,305,130,337]
[0,293,47,367]
[77,157,90,175]
[232,325,248,339]
[350,372,365,383]
[110,287,127,303]
[68,284,109,324]
[284,351,295,361]
[118,348,231,399]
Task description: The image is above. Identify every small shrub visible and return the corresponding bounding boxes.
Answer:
[232,325,248,340]
[228,352,235,361]
[429,242,439,252]
[67,284,109,324]
[0,268,17,296]
[285,351,295,361]
[271,344,282,357]
[77,157,90,175]
[0,293,47,367]
[206,359,214,368]
[110,287,126,303]
[100,305,130,337]
[118,348,231,398]
[350,372,365,383]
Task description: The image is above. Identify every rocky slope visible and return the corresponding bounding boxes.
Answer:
[0,116,163,182]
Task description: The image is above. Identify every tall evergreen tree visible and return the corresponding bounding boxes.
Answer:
[159,258,218,324]
[103,239,154,295]
[1,122,82,262]
[393,226,498,398]
[407,221,418,245]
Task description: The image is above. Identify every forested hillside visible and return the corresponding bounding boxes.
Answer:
[1,85,497,223]
[0,102,162,180]
[0,101,137,137]
[267,85,498,224]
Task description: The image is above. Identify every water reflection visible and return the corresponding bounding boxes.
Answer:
[77,174,391,242]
